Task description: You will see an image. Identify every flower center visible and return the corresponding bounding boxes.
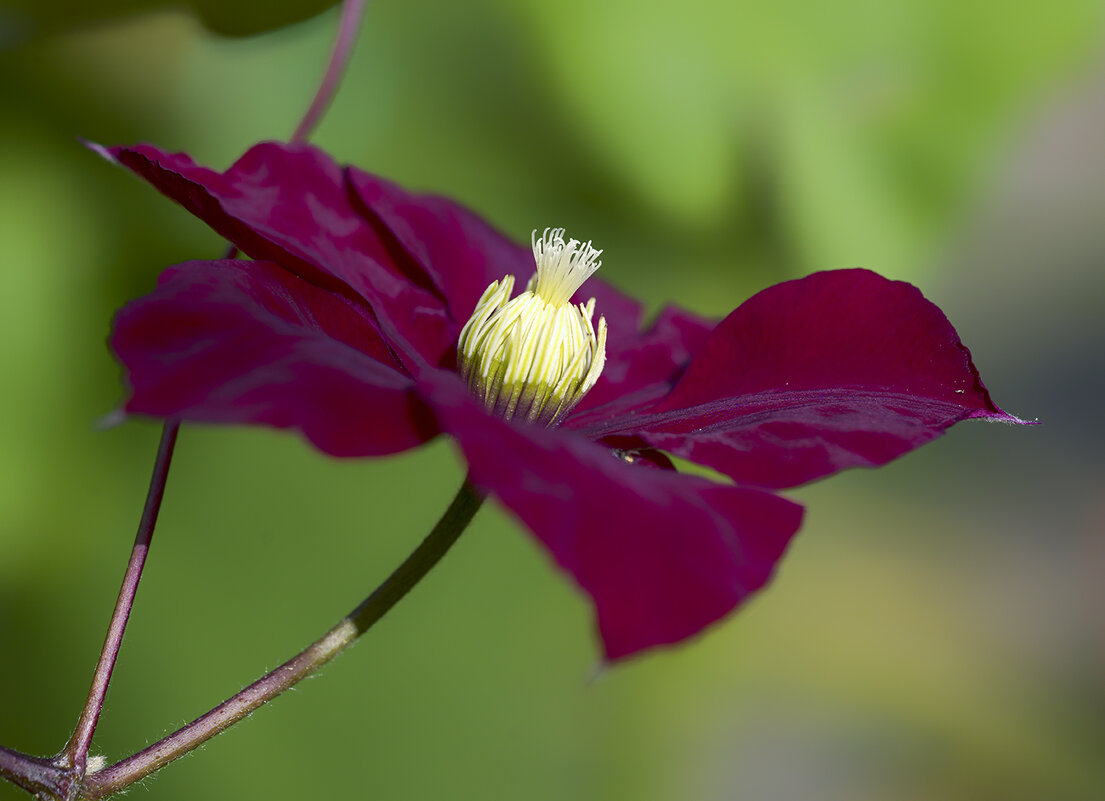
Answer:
[457,227,608,426]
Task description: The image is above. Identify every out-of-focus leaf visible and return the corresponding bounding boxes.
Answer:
[505,0,1102,277]
[0,0,339,40]
[187,0,340,37]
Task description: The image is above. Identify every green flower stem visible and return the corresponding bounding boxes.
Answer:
[80,479,483,800]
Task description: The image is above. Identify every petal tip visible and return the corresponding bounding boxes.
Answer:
[81,138,119,164]
[969,408,1039,425]
[587,660,612,683]
[96,408,128,430]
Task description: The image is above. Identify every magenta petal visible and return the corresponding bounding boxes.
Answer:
[583,269,1029,489]
[567,304,714,421]
[99,141,452,369]
[420,372,804,661]
[576,275,645,363]
[346,170,532,333]
[112,260,436,456]
[347,169,646,350]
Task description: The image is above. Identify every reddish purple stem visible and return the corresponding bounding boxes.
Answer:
[0,4,369,797]
[0,745,61,798]
[49,0,367,788]
[61,422,179,774]
[80,479,482,800]
[290,0,366,145]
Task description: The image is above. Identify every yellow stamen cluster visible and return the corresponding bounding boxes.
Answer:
[457,227,608,426]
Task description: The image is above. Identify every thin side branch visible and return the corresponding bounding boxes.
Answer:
[61,422,180,774]
[2,3,374,798]
[81,479,482,799]
[0,745,63,798]
[290,0,366,145]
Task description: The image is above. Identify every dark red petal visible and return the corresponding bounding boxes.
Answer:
[420,372,804,661]
[567,304,714,422]
[95,141,452,369]
[346,169,646,352]
[346,170,531,334]
[576,275,645,364]
[581,269,1030,490]
[112,259,436,456]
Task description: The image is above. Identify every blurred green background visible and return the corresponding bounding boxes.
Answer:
[2,1,1103,799]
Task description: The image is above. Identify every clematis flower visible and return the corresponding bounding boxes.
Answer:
[94,141,1027,661]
